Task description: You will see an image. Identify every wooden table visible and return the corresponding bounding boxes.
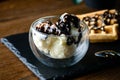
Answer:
[0,0,120,80]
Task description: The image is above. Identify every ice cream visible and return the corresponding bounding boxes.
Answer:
[32,13,82,59]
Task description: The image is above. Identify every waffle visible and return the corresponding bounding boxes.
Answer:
[77,9,119,43]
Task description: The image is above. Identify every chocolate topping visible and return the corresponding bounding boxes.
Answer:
[57,13,80,35]
[67,36,75,45]
[57,21,71,35]
[82,9,120,31]
[35,13,82,45]
[102,10,117,25]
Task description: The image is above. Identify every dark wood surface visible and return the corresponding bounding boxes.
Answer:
[0,0,120,80]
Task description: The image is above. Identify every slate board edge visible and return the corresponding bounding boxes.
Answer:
[0,38,45,80]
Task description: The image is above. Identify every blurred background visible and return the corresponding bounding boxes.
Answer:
[0,0,82,22]
[0,0,120,23]
[0,0,92,38]
[0,0,120,35]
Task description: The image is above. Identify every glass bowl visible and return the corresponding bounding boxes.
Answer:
[29,16,89,68]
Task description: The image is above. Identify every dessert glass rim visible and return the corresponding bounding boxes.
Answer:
[30,15,88,37]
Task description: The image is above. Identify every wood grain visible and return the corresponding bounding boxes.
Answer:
[0,0,120,80]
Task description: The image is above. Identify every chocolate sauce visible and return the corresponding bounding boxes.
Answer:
[82,9,120,31]
[57,21,71,35]
[102,10,119,25]
[36,25,45,32]
[35,13,82,45]
[57,13,82,45]
[67,36,75,45]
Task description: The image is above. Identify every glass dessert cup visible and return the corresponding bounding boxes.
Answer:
[29,16,89,68]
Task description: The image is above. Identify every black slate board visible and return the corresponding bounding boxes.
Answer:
[1,33,120,80]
